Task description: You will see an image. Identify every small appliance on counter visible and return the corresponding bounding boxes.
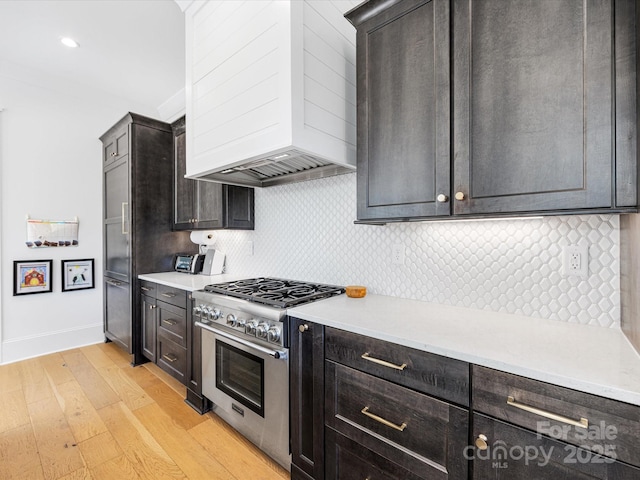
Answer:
[174,230,226,275]
[173,253,204,274]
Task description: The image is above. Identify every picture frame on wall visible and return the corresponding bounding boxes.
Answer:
[13,259,53,296]
[61,259,95,292]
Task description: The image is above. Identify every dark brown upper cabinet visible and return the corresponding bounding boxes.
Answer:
[346,0,638,223]
[348,0,451,221]
[171,116,255,231]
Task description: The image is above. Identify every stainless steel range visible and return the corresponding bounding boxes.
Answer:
[192,277,344,470]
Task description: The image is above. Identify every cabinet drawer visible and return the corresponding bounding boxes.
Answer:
[325,361,468,479]
[325,327,469,406]
[157,333,187,384]
[156,284,187,309]
[139,280,157,298]
[472,413,640,479]
[157,301,186,347]
[325,427,424,480]
[473,366,640,468]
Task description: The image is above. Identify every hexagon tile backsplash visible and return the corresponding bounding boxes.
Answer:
[212,173,620,328]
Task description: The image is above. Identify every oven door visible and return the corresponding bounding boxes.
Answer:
[198,324,290,469]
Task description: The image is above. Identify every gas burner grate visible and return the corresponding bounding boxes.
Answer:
[204,277,345,308]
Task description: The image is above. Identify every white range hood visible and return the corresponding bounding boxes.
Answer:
[182,0,358,187]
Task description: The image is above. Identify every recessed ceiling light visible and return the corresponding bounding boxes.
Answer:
[60,37,79,48]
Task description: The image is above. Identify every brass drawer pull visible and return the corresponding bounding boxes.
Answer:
[506,396,588,428]
[161,292,177,298]
[361,352,407,371]
[162,353,178,363]
[162,319,178,326]
[141,286,152,292]
[361,406,407,432]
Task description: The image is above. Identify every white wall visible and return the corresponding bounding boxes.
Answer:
[0,60,158,364]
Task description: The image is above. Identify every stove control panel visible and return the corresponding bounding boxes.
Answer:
[193,302,286,348]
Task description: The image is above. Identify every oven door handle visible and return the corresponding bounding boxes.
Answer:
[196,321,288,360]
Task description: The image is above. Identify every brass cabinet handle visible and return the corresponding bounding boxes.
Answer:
[162,353,178,363]
[506,396,588,428]
[162,319,177,326]
[106,279,123,287]
[161,292,177,298]
[149,305,157,310]
[475,434,488,450]
[298,324,309,333]
[436,193,449,203]
[361,406,407,432]
[110,152,117,157]
[141,286,152,292]
[121,202,129,234]
[454,191,465,201]
[361,352,407,371]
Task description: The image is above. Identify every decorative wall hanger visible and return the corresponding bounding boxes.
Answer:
[25,215,79,248]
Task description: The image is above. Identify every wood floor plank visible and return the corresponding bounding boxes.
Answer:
[97,402,185,480]
[0,388,31,434]
[78,431,122,469]
[27,397,84,480]
[134,402,235,480]
[39,352,76,386]
[0,424,45,480]
[90,455,142,480]
[97,365,155,411]
[56,467,92,480]
[123,365,164,390]
[96,342,132,369]
[53,380,108,443]
[142,362,185,396]
[0,361,23,393]
[19,357,55,404]
[61,351,120,410]
[189,416,289,480]
[138,378,206,431]
[80,344,116,370]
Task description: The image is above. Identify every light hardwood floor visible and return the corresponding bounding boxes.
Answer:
[0,342,290,480]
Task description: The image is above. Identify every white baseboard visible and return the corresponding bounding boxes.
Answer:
[1,323,105,365]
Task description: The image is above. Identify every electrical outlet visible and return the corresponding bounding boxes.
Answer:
[392,244,405,265]
[562,244,588,279]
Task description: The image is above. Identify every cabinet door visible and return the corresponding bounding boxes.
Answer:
[185,293,210,413]
[141,294,157,362]
[354,0,450,221]
[453,0,613,215]
[104,277,131,354]
[224,185,254,229]
[104,156,130,282]
[290,318,325,479]
[472,413,640,479]
[173,123,198,230]
[195,181,224,229]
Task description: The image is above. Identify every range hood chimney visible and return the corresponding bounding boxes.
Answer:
[183,0,358,187]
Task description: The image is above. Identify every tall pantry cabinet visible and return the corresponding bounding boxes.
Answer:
[101,113,194,365]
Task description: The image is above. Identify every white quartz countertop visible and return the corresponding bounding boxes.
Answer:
[138,272,251,292]
[288,294,640,407]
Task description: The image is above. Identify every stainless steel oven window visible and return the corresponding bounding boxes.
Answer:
[215,339,265,417]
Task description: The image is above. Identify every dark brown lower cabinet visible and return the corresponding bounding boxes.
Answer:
[326,428,425,480]
[290,318,325,479]
[325,360,468,480]
[140,294,156,362]
[472,413,640,479]
[185,292,210,414]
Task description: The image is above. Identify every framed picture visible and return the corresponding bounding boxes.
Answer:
[13,259,53,296]
[61,259,95,292]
